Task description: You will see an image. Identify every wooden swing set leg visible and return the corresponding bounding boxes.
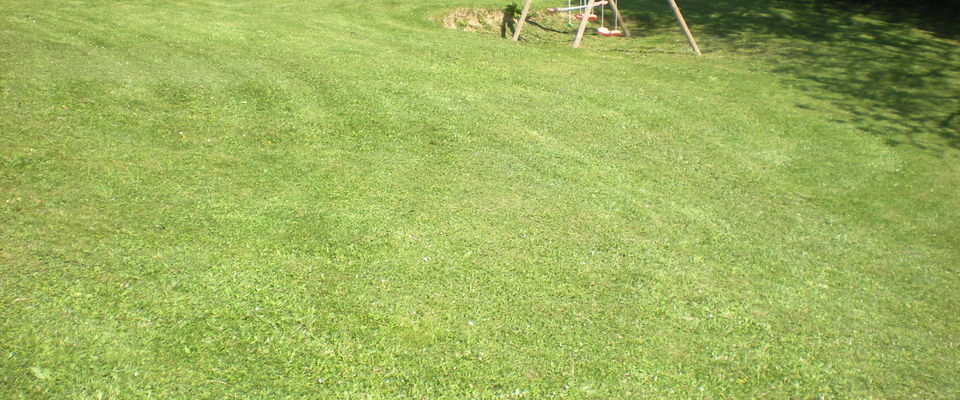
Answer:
[608,0,629,37]
[511,0,534,41]
[572,0,597,48]
[667,0,701,55]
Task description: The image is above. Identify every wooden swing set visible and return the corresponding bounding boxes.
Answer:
[510,0,702,55]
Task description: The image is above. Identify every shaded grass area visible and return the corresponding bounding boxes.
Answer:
[2,0,959,398]
[655,0,960,152]
[499,0,960,152]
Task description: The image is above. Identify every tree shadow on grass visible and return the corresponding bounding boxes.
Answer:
[617,0,960,154]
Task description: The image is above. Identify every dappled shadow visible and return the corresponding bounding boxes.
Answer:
[616,0,960,153]
[524,18,573,34]
[501,3,570,40]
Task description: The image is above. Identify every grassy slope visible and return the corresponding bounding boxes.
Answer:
[1,0,958,398]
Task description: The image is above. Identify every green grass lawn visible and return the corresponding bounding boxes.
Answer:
[1,0,958,398]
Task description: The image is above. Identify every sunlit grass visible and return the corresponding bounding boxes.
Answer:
[1,0,958,398]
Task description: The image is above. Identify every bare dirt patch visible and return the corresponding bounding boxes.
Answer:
[438,7,577,42]
[439,8,506,33]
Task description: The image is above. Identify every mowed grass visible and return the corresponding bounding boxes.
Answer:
[1,0,959,398]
